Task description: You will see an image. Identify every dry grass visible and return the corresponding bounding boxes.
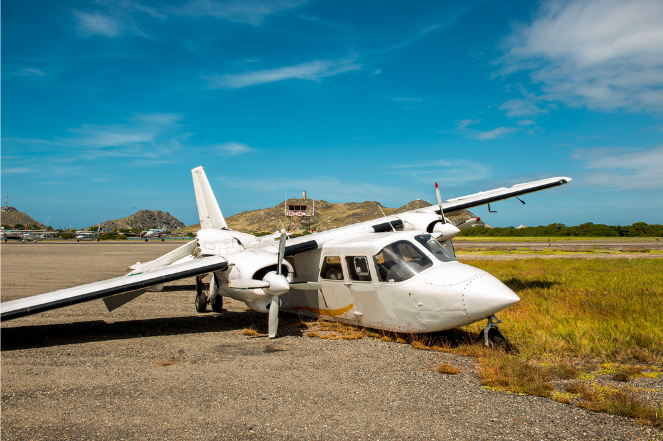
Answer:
[242,327,259,336]
[437,363,459,375]
[612,365,643,382]
[564,383,663,427]
[547,361,579,379]
[479,351,553,397]
[159,358,182,367]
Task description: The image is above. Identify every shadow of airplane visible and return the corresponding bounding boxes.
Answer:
[1,310,307,351]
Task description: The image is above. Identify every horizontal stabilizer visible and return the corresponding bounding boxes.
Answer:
[1,257,228,321]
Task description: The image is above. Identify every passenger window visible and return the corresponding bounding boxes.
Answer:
[345,256,372,282]
[320,256,344,280]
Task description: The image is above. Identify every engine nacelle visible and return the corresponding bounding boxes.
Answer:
[398,212,448,234]
[431,222,461,242]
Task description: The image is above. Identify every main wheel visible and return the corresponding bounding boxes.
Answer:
[195,293,208,312]
[195,276,207,312]
[161,238,164,241]
[145,238,148,242]
[210,296,224,313]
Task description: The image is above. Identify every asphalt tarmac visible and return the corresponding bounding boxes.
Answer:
[2,242,662,440]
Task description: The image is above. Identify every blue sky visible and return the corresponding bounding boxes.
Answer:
[2,0,663,229]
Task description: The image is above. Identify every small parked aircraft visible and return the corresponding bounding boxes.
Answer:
[141,225,166,241]
[76,224,102,242]
[1,167,571,344]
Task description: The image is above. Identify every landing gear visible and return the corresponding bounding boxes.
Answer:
[480,315,508,350]
[210,295,224,313]
[194,276,207,312]
[145,238,148,242]
[161,238,164,242]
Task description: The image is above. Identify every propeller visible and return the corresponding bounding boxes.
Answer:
[227,233,321,338]
[435,182,446,224]
[267,233,288,338]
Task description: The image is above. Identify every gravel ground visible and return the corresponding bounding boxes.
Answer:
[2,242,662,440]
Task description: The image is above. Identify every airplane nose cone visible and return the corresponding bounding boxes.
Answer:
[462,274,520,320]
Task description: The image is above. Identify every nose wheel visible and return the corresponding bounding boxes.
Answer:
[481,315,508,349]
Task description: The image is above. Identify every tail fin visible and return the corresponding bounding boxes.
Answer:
[192,166,227,230]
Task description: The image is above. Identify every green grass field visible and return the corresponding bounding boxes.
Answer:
[463,259,663,361]
[454,236,663,242]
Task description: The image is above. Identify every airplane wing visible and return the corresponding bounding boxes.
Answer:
[439,176,571,214]
[0,256,228,321]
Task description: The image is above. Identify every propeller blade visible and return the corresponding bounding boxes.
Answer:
[228,279,270,289]
[277,233,286,276]
[289,282,322,290]
[268,295,280,338]
[435,182,446,224]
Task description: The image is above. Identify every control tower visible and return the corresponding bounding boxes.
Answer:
[284,190,315,234]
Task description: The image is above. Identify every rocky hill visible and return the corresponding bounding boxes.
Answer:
[174,200,485,234]
[100,210,185,230]
[1,207,46,229]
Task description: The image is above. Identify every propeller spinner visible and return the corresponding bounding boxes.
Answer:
[227,232,321,338]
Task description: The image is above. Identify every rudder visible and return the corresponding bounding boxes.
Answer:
[192,166,227,230]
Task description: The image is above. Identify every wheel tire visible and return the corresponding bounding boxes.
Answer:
[195,293,208,312]
[210,296,224,313]
[161,238,164,242]
[77,239,80,242]
[145,238,148,242]
[478,328,508,350]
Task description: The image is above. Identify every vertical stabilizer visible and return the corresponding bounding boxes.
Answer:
[192,166,227,230]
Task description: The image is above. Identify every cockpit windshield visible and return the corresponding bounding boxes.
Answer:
[373,240,432,282]
[414,234,456,262]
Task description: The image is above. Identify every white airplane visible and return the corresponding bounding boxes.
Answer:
[76,224,101,242]
[0,167,571,345]
[141,225,166,241]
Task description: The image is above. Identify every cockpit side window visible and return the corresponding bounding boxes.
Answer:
[320,256,344,280]
[414,234,456,262]
[345,256,372,282]
[373,240,432,283]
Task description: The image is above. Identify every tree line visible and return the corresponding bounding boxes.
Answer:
[458,222,663,237]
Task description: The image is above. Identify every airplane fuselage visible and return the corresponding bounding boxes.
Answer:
[220,231,519,333]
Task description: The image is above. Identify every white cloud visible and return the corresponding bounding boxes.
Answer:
[73,11,120,37]
[205,58,361,89]
[391,98,423,102]
[455,119,482,130]
[62,113,184,162]
[215,142,255,156]
[572,145,663,190]
[12,68,46,77]
[516,119,536,126]
[499,0,663,113]
[175,0,308,25]
[455,119,519,140]
[2,167,32,174]
[475,126,518,140]
[391,159,491,186]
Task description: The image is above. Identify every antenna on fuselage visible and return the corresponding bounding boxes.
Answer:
[376,202,396,232]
